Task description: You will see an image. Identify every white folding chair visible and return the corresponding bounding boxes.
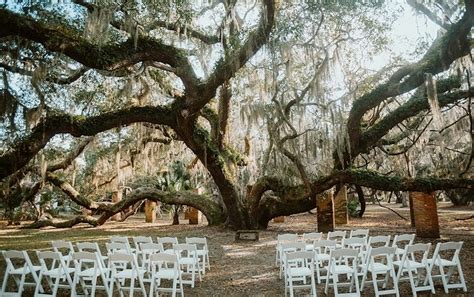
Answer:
[279,242,306,279]
[34,251,74,297]
[275,234,298,267]
[350,229,369,240]
[107,252,146,297]
[391,234,415,261]
[185,237,210,274]
[328,231,347,247]
[324,248,360,297]
[77,242,108,270]
[360,246,399,297]
[174,243,202,288]
[313,239,337,284]
[51,240,75,269]
[284,251,316,297]
[71,251,110,297]
[427,241,467,293]
[1,250,42,296]
[149,253,184,297]
[110,236,134,254]
[106,242,130,255]
[157,237,179,254]
[132,237,153,254]
[343,237,366,251]
[361,235,391,263]
[140,243,164,271]
[393,243,435,296]
[302,232,323,251]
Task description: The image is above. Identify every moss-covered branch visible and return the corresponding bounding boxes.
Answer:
[0,106,175,180]
[0,8,199,91]
[360,87,473,151]
[187,0,278,112]
[346,6,473,160]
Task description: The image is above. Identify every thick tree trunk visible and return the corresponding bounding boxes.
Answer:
[355,185,366,217]
[411,191,440,238]
[317,192,335,233]
[334,185,348,225]
[144,200,156,223]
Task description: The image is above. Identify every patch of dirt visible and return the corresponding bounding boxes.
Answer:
[0,202,472,296]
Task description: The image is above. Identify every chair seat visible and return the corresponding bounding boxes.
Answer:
[155,269,179,279]
[43,267,75,277]
[428,258,456,267]
[116,269,145,278]
[316,254,330,261]
[331,265,353,274]
[395,247,405,255]
[393,260,426,269]
[9,265,41,275]
[179,257,197,265]
[288,267,312,277]
[367,263,390,273]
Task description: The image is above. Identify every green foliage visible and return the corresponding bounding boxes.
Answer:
[348,198,360,217]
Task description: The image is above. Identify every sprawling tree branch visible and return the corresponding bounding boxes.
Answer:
[37,172,226,228]
[0,106,175,180]
[187,0,277,112]
[0,9,199,90]
[360,88,473,152]
[346,6,473,161]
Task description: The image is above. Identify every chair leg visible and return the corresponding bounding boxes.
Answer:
[457,262,468,292]
[129,277,135,297]
[1,270,9,295]
[439,265,449,294]
[288,275,294,297]
[324,269,330,294]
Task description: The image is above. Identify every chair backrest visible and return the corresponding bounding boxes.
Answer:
[174,243,197,257]
[342,237,366,250]
[404,243,431,263]
[72,251,101,273]
[286,251,314,261]
[77,242,100,252]
[37,251,69,274]
[3,250,30,272]
[313,239,337,254]
[432,241,463,263]
[302,232,322,242]
[132,236,153,252]
[392,234,415,248]
[280,242,306,254]
[330,248,359,259]
[149,253,180,276]
[327,231,346,243]
[157,237,178,250]
[350,229,369,238]
[368,235,391,248]
[140,243,164,270]
[367,246,395,268]
[106,242,130,254]
[51,240,75,259]
[185,237,208,251]
[108,252,137,271]
[277,233,298,244]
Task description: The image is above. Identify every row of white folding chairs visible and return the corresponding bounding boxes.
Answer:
[2,236,210,297]
[50,236,210,274]
[275,230,371,267]
[279,240,467,297]
[1,248,192,297]
[276,231,417,268]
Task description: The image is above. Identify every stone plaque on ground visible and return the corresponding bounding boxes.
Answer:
[235,230,259,241]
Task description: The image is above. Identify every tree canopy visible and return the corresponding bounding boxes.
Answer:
[0,0,473,229]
